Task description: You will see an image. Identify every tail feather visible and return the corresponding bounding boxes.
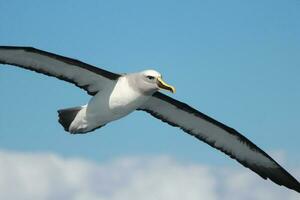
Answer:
[57,106,82,132]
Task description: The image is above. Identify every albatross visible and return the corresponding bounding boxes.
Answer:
[1,46,299,193]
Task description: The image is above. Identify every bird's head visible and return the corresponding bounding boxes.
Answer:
[131,69,175,95]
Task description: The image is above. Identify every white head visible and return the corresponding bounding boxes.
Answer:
[127,69,176,95]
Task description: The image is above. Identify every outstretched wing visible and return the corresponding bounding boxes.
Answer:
[0,46,120,95]
[138,92,300,193]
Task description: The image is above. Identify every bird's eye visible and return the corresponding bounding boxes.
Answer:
[147,76,155,80]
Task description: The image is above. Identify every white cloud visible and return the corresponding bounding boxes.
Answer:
[0,150,299,200]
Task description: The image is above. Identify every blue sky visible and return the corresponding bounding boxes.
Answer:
[0,0,300,168]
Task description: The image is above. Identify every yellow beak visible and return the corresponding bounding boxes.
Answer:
[157,77,176,93]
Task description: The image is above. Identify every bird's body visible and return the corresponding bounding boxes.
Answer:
[68,73,153,133]
[1,46,300,193]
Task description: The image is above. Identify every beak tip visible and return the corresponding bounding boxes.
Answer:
[157,77,176,94]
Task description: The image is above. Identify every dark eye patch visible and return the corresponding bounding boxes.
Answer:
[147,75,155,80]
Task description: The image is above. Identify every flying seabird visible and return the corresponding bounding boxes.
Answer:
[0,46,299,193]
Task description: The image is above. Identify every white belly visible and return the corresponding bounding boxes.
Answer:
[71,77,150,133]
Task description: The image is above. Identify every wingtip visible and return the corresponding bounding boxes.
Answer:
[287,180,300,193]
[267,166,300,193]
[284,182,300,193]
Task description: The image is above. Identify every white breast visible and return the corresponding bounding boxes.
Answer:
[79,76,150,131]
[109,76,150,115]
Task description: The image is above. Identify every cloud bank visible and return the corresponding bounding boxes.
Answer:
[0,150,299,200]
